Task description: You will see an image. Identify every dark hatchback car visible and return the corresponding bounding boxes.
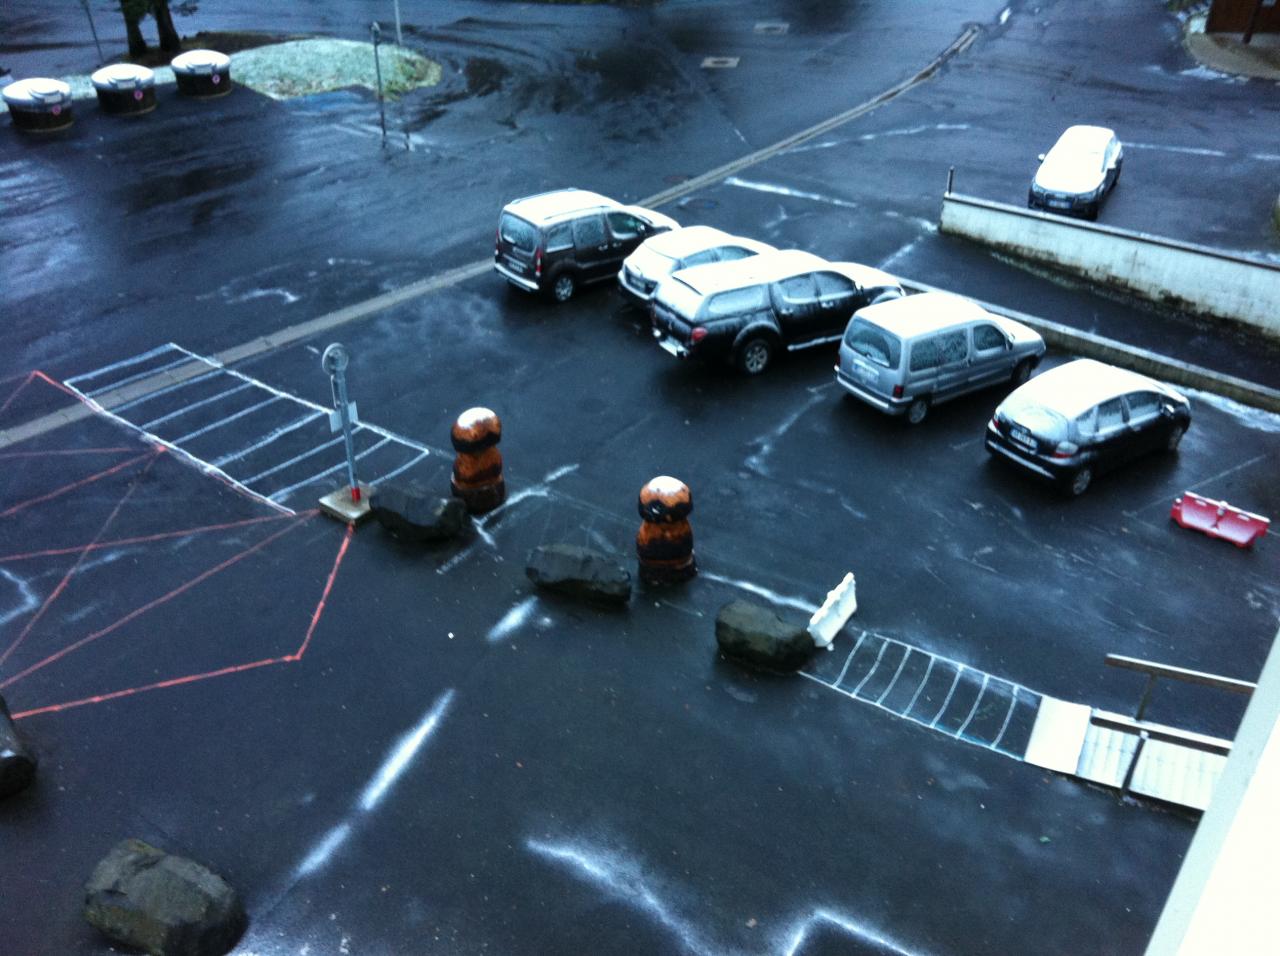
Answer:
[986,359,1191,496]
[649,250,902,375]
[495,189,678,303]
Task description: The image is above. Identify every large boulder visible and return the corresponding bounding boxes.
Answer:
[84,839,246,956]
[370,482,469,543]
[526,544,631,606]
[715,600,814,672]
[0,693,37,799]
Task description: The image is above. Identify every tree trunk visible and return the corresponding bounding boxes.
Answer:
[152,1,182,53]
[125,13,148,59]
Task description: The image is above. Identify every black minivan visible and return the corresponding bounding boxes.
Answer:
[495,189,678,303]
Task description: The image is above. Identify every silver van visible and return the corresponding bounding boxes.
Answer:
[835,292,1046,424]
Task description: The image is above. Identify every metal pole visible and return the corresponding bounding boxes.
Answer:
[1119,730,1149,799]
[1134,673,1158,722]
[946,165,955,194]
[393,0,403,45]
[79,0,105,65]
[322,344,361,503]
[370,21,387,147]
[1243,0,1264,45]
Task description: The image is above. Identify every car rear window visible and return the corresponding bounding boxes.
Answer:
[499,213,537,252]
[655,277,706,319]
[843,318,901,368]
[1002,393,1069,442]
[628,245,676,275]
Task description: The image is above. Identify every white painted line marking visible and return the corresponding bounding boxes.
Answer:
[211,411,326,467]
[295,822,353,878]
[267,437,391,501]
[140,382,255,429]
[928,665,964,727]
[832,632,865,687]
[487,596,537,643]
[172,395,282,445]
[85,355,201,397]
[903,656,936,717]
[955,672,990,738]
[370,449,430,485]
[64,344,177,385]
[359,689,454,812]
[783,908,925,956]
[111,368,224,413]
[875,646,913,705]
[990,685,1021,751]
[851,638,891,697]
[57,379,294,515]
[725,175,860,209]
[241,436,344,487]
[700,571,818,614]
[1125,142,1226,158]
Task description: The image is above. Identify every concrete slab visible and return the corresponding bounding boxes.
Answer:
[1024,696,1092,775]
[318,483,373,526]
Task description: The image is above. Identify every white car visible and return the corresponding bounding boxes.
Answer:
[618,225,774,305]
[1027,125,1123,221]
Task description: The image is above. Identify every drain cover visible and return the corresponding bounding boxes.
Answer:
[754,22,789,35]
[701,56,740,69]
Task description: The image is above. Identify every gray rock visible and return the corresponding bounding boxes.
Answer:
[84,839,246,956]
[0,693,36,799]
[370,482,469,543]
[715,600,814,672]
[526,544,631,606]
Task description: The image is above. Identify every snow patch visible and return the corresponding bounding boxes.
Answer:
[1184,389,1280,434]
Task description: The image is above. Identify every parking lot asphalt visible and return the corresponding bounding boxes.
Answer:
[3,1,1280,954]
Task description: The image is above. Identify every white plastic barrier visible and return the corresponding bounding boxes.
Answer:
[940,192,1280,339]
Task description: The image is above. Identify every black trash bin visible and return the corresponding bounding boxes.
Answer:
[91,64,156,116]
[170,49,232,97]
[2,78,74,132]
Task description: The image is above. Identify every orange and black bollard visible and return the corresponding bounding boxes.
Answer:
[636,476,696,585]
[451,407,506,514]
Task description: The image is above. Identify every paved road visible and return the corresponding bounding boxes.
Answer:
[2,2,1279,954]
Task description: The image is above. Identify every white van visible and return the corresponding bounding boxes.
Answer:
[835,292,1046,424]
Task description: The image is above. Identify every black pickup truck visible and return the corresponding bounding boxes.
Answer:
[649,249,902,375]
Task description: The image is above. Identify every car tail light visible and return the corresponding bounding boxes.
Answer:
[892,384,904,398]
[989,416,999,431]
[534,248,543,277]
[690,326,708,344]
[1052,441,1079,458]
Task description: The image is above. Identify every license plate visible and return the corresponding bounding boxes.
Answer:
[1047,199,1069,209]
[1010,426,1035,449]
[853,360,877,383]
[657,337,684,358]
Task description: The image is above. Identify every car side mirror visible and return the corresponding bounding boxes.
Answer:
[1160,403,1175,418]
[1037,153,1046,163]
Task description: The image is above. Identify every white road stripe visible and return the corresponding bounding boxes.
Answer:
[173,396,282,445]
[268,437,391,501]
[140,382,255,429]
[370,449,430,485]
[111,368,224,413]
[85,355,198,397]
[241,436,345,487]
[64,344,177,385]
[211,411,326,467]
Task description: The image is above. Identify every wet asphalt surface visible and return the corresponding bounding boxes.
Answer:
[2,1,1280,954]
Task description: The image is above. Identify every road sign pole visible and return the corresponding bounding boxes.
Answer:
[371,21,387,147]
[322,344,361,503]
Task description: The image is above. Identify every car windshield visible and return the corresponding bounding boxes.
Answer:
[655,277,705,319]
[628,245,677,276]
[843,318,901,368]
[1002,395,1069,442]
[499,213,538,252]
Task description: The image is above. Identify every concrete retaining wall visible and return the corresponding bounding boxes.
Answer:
[939,192,1280,338]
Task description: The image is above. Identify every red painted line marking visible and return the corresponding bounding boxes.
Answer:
[0,512,296,564]
[0,450,156,519]
[0,447,138,459]
[0,372,38,417]
[10,656,290,720]
[291,523,354,661]
[0,516,308,690]
[0,450,162,669]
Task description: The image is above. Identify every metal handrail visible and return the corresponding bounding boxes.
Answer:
[1105,653,1255,722]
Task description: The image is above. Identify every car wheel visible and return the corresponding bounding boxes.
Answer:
[1084,202,1099,222]
[549,272,576,303]
[1067,466,1093,497]
[1011,359,1034,387]
[736,336,774,376]
[905,397,929,426]
[1166,424,1186,452]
